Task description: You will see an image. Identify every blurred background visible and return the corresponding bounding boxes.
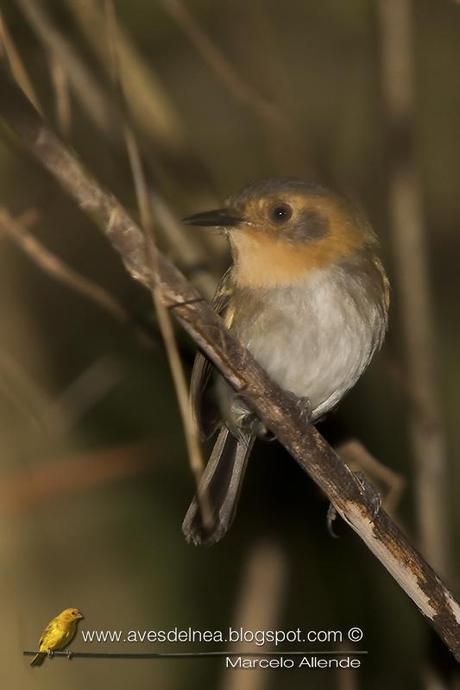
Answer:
[0,0,459,688]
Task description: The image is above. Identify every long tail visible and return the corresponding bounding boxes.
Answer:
[30,652,46,666]
[182,426,255,545]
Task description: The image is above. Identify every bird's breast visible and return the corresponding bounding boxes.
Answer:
[229,262,387,419]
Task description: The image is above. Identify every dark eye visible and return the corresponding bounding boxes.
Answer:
[269,203,292,223]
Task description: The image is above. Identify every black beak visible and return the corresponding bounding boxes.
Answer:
[182,208,242,228]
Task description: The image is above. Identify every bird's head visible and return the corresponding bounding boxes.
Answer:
[60,608,84,622]
[183,177,378,288]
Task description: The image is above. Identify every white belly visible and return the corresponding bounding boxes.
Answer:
[231,266,385,420]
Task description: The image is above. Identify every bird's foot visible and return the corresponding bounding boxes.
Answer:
[354,471,382,519]
[247,392,312,439]
[249,416,276,441]
[325,470,381,539]
[285,393,312,428]
[66,649,73,661]
[229,395,273,440]
[46,649,54,658]
[326,503,340,538]
[336,439,405,516]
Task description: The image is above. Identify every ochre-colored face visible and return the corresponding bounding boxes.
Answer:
[183,178,377,288]
[226,179,376,287]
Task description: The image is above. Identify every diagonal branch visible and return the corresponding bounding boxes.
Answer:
[0,69,459,661]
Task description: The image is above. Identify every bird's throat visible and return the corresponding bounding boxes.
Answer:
[231,230,363,288]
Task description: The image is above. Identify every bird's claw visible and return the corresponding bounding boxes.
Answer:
[256,426,276,441]
[286,393,312,427]
[326,474,381,538]
[230,395,272,440]
[326,503,340,538]
[354,471,382,519]
[66,649,73,661]
[251,418,277,441]
[46,649,54,658]
[230,392,311,441]
[254,394,312,439]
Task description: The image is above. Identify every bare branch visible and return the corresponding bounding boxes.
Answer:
[0,70,459,661]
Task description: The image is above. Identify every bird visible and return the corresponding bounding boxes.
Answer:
[30,608,84,666]
[181,177,389,546]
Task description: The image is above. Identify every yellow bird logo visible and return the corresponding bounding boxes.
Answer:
[30,608,84,666]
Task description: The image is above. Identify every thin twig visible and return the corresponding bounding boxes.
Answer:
[0,207,39,239]
[0,353,125,461]
[0,10,41,113]
[64,0,185,149]
[150,191,217,300]
[63,0,220,200]
[48,52,71,136]
[0,348,64,434]
[210,0,307,174]
[378,0,451,579]
[103,1,213,532]
[16,0,114,133]
[0,207,156,345]
[0,73,459,660]
[160,0,288,130]
[56,355,125,427]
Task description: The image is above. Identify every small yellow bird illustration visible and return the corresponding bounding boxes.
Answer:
[30,608,84,666]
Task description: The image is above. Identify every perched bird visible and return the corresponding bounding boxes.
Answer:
[30,608,84,666]
[182,177,389,545]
